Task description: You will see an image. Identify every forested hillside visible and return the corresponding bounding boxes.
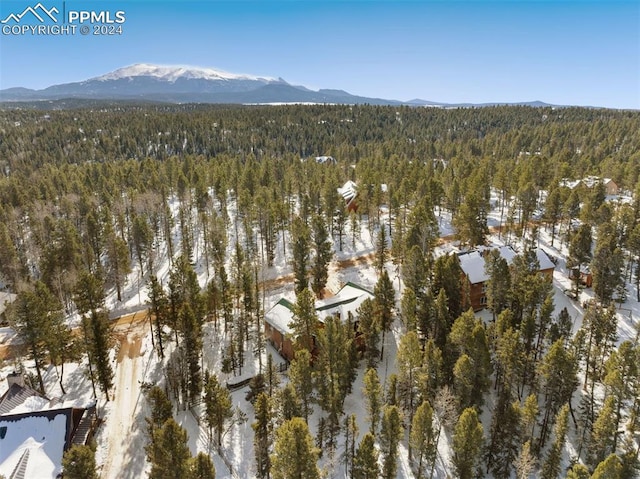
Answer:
[0,104,639,479]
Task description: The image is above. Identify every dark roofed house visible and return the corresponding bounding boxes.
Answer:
[0,378,97,479]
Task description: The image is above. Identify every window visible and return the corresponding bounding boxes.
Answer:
[480,296,487,305]
[0,426,7,440]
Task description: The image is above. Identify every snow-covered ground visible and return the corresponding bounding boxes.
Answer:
[2,187,638,479]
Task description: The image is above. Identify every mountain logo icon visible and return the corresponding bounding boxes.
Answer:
[1,3,59,24]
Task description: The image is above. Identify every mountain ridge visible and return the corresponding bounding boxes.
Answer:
[0,63,568,107]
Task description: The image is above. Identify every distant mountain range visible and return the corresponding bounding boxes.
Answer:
[0,63,560,107]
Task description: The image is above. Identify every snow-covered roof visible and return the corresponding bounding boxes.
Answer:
[458,246,554,285]
[0,383,48,416]
[560,176,616,190]
[315,155,335,164]
[265,283,374,335]
[0,412,69,478]
[315,283,374,323]
[535,248,556,271]
[264,298,295,335]
[337,181,358,203]
[559,178,581,189]
[582,176,602,189]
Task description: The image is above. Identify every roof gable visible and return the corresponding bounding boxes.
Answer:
[459,246,554,285]
[0,412,70,479]
[265,282,375,334]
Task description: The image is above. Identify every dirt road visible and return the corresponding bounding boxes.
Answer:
[100,312,149,479]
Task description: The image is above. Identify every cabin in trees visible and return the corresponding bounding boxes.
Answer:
[559,176,619,196]
[458,246,555,311]
[0,374,98,478]
[264,282,374,362]
[315,155,336,164]
[337,180,359,213]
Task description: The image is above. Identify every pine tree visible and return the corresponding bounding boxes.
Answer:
[131,213,154,276]
[564,463,590,479]
[514,440,536,479]
[315,314,353,447]
[277,383,302,422]
[45,295,79,395]
[83,306,114,400]
[374,269,395,359]
[219,266,233,335]
[146,386,173,433]
[344,414,359,478]
[385,373,398,406]
[252,392,272,479]
[484,249,511,320]
[288,349,314,422]
[187,452,216,479]
[352,432,379,479]
[270,417,320,479]
[291,216,311,294]
[375,225,389,275]
[567,224,592,298]
[588,396,617,469]
[603,341,640,452]
[289,288,318,354]
[418,339,443,405]
[362,367,383,434]
[452,407,484,479]
[10,282,60,393]
[541,403,570,479]
[148,275,168,358]
[453,354,474,412]
[147,418,192,479]
[310,214,332,298]
[448,310,492,409]
[0,221,22,287]
[537,341,578,449]
[591,454,623,479]
[181,304,203,405]
[544,187,564,247]
[397,330,423,448]
[410,400,437,479]
[104,220,131,302]
[521,393,539,444]
[591,223,624,304]
[379,404,403,479]
[357,298,380,367]
[203,373,233,448]
[485,390,522,479]
[61,444,98,479]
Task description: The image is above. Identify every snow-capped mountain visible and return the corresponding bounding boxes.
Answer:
[0,63,563,107]
[92,63,277,83]
[0,63,400,105]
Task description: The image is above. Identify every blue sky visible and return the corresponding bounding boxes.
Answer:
[1,0,638,108]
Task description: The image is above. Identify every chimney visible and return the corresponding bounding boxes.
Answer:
[6,371,25,388]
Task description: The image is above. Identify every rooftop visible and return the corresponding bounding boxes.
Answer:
[458,245,554,284]
[265,282,374,335]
